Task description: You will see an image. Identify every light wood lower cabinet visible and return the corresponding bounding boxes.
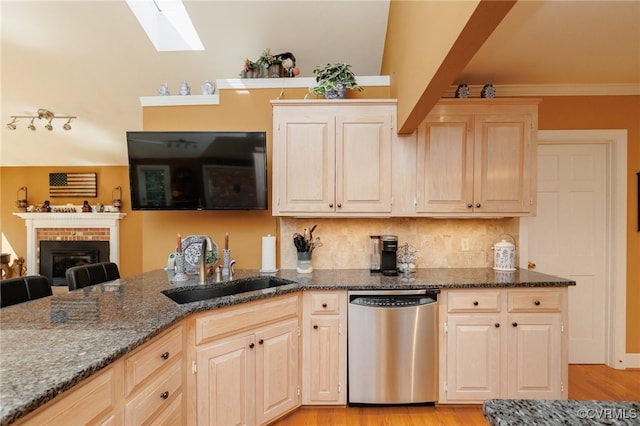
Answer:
[13,361,124,426]
[439,287,567,404]
[14,323,186,426]
[191,294,301,426]
[124,323,186,425]
[301,291,347,405]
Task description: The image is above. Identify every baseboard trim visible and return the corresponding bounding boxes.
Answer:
[626,353,640,369]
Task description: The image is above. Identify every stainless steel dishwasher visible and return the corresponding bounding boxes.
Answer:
[348,289,438,405]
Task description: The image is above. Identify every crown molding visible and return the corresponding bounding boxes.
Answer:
[444,83,640,98]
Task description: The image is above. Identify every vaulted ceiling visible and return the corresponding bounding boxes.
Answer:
[1,1,638,166]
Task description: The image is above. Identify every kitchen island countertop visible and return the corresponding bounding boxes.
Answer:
[483,399,640,425]
[0,267,574,425]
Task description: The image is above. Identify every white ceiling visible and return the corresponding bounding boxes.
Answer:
[1,1,638,167]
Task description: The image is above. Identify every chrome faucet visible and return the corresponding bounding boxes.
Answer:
[199,236,215,285]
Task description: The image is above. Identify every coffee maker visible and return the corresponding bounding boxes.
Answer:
[381,235,398,276]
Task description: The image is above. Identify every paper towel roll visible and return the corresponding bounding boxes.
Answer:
[260,234,277,273]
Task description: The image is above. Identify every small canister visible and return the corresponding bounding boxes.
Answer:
[493,234,516,271]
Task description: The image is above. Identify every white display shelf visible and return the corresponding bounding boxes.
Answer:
[139,94,219,107]
[139,76,390,107]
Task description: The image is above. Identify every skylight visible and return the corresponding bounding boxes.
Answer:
[126,0,204,52]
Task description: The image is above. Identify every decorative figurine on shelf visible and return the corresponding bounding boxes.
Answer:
[455,83,469,98]
[179,80,191,96]
[157,83,170,96]
[201,80,215,95]
[481,84,496,98]
[39,200,51,212]
[82,200,92,212]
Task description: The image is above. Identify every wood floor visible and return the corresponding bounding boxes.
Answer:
[271,365,640,426]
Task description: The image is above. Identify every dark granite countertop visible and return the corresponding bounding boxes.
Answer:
[0,267,574,425]
[484,399,640,425]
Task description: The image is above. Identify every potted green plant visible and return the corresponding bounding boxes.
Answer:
[308,63,364,99]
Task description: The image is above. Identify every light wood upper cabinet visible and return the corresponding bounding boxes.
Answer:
[416,99,539,217]
[272,100,394,217]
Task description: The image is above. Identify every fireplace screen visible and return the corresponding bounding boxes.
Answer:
[40,241,110,285]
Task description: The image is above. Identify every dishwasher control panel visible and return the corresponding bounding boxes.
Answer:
[350,295,436,307]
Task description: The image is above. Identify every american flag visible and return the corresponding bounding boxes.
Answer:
[49,173,97,197]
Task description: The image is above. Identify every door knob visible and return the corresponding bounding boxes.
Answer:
[249,342,255,348]
[313,324,318,329]
[512,322,518,327]
[160,351,169,360]
[528,261,536,270]
[494,323,500,328]
[258,339,264,345]
[160,391,169,399]
[476,203,481,208]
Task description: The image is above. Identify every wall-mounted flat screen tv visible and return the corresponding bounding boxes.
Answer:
[126,131,267,210]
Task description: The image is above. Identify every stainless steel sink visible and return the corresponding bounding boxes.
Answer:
[163,276,296,304]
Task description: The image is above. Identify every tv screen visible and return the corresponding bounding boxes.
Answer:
[126,131,267,210]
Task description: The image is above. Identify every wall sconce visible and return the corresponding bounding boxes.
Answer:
[6,108,76,131]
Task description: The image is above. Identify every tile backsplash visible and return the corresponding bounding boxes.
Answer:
[278,217,519,270]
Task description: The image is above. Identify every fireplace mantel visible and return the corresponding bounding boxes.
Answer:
[13,212,126,275]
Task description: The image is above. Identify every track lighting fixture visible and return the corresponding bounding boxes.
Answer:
[5,108,76,131]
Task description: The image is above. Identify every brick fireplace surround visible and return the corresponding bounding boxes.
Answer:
[13,212,126,276]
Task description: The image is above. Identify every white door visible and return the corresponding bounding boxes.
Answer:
[526,142,607,363]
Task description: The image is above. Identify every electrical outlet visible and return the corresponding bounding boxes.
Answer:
[461,238,470,252]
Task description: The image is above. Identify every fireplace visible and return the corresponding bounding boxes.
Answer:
[40,241,110,285]
[13,211,125,282]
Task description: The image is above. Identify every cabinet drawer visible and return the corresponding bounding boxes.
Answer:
[195,294,299,345]
[447,291,501,313]
[308,292,342,314]
[125,360,183,425]
[508,290,562,313]
[125,324,184,396]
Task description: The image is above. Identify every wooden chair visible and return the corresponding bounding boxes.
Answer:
[1,275,53,308]
[65,262,120,291]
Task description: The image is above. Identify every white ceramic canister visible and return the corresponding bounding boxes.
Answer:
[493,234,516,271]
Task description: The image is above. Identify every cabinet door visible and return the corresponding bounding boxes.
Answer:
[445,315,503,402]
[336,112,392,213]
[303,316,343,404]
[417,115,474,213]
[255,319,299,425]
[473,114,533,213]
[196,334,254,426]
[274,113,335,213]
[507,314,563,399]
